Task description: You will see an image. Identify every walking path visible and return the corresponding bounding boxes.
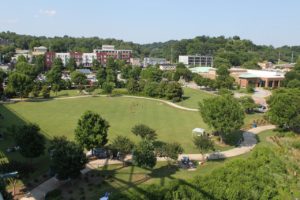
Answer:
[20,125,275,200]
[16,94,199,112]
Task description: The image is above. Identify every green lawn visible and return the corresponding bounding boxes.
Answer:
[1,96,209,153]
[176,88,214,109]
[47,154,251,200]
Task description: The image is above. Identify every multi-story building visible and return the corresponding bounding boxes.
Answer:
[130,58,142,67]
[94,45,132,65]
[70,52,83,66]
[143,57,169,67]
[82,53,97,67]
[179,55,213,67]
[55,53,70,66]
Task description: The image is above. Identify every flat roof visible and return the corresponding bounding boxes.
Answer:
[239,73,259,79]
[189,66,214,73]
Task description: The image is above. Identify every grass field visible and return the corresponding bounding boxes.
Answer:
[176,88,214,109]
[1,96,209,153]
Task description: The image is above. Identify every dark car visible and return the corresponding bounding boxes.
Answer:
[92,148,108,159]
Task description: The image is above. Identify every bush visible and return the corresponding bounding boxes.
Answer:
[291,141,300,150]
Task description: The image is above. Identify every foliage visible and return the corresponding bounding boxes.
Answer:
[66,57,77,71]
[216,65,235,89]
[132,140,157,169]
[41,85,50,98]
[141,67,163,82]
[199,95,244,142]
[267,88,300,132]
[7,72,32,98]
[156,142,183,162]
[49,136,87,180]
[126,78,140,94]
[111,135,135,162]
[241,59,261,69]
[75,110,109,150]
[46,65,62,85]
[239,96,256,114]
[164,81,183,101]
[96,68,106,87]
[143,81,160,97]
[131,124,157,140]
[193,135,214,160]
[71,71,87,90]
[102,81,115,94]
[13,123,45,160]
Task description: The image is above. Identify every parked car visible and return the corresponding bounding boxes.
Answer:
[92,148,108,159]
[254,104,267,113]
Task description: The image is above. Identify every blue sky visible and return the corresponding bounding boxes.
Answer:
[0,0,299,47]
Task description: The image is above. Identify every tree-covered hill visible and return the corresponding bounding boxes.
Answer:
[0,31,299,65]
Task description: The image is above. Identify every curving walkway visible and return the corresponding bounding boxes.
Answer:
[51,94,199,111]
[20,125,275,200]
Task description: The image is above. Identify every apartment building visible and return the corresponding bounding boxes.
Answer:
[56,53,70,66]
[32,46,47,56]
[94,45,132,65]
[82,53,97,67]
[179,55,213,67]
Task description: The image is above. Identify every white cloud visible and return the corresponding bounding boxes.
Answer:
[39,9,57,17]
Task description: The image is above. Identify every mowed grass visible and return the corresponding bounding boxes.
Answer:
[176,88,214,109]
[3,96,209,153]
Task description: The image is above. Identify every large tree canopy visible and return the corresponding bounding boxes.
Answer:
[199,95,244,142]
[75,110,110,150]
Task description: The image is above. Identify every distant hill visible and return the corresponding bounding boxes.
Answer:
[0,31,299,65]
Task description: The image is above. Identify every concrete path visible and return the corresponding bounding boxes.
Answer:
[252,88,272,106]
[20,125,275,200]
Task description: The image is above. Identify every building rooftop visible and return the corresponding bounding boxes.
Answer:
[189,66,214,73]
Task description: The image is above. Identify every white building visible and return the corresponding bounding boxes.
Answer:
[159,64,176,71]
[55,53,70,66]
[82,53,97,67]
[33,46,47,56]
[179,55,213,67]
[130,58,142,66]
[143,57,169,67]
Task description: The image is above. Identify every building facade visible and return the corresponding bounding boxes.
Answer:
[94,45,132,65]
[32,46,47,56]
[143,57,169,67]
[179,55,213,67]
[82,53,97,67]
[55,53,70,66]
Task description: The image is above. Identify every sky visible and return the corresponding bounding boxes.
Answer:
[0,0,299,47]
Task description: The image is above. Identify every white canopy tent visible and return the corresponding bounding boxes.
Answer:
[192,128,205,136]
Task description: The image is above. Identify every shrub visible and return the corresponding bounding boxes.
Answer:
[291,141,300,150]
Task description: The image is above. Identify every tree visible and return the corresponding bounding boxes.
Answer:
[165,81,183,101]
[71,71,87,91]
[141,67,163,82]
[158,142,184,165]
[193,135,214,161]
[102,81,115,94]
[239,96,256,114]
[52,57,64,69]
[242,60,261,69]
[267,89,300,132]
[15,62,39,80]
[132,140,156,169]
[131,124,157,140]
[75,110,109,150]
[126,78,140,94]
[66,57,77,71]
[216,65,235,89]
[34,54,45,73]
[91,59,101,71]
[31,82,41,97]
[41,85,50,98]
[106,68,117,83]
[96,68,106,87]
[111,135,134,165]
[13,123,45,163]
[16,55,27,63]
[287,79,300,88]
[46,65,62,85]
[49,136,87,180]
[199,95,244,143]
[7,72,32,99]
[129,67,142,80]
[51,83,60,96]
[143,81,160,97]
[213,56,231,68]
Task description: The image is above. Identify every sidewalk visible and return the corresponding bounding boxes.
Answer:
[21,125,275,200]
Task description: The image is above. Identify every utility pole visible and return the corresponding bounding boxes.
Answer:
[278,52,281,64]
[291,51,294,63]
